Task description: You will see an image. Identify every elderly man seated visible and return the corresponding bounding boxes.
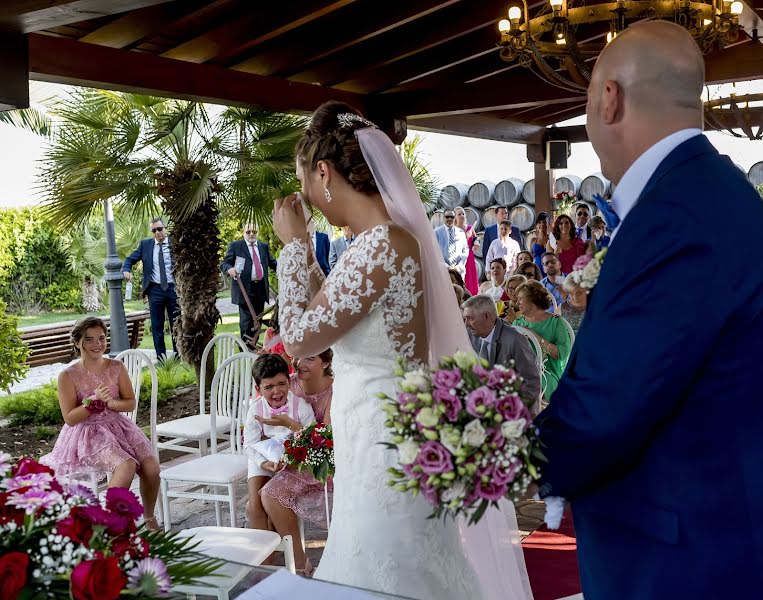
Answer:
[462,294,541,402]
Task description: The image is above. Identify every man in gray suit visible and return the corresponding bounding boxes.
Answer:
[329,225,354,270]
[462,294,541,402]
[434,210,468,276]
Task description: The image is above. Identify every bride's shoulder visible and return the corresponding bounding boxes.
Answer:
[355,223,419,259]
[385,223,420,254]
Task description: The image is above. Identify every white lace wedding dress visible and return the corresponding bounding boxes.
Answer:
[278,224,533,599]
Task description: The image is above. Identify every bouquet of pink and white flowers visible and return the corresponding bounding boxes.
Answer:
[563,248,607,292]
[0,453,221,599]
[381,352,544,525]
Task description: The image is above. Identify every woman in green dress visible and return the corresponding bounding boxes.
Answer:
[514,280,572,400]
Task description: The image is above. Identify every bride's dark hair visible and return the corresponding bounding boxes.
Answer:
[295,101,378,195]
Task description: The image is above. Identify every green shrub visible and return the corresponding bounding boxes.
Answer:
[144,356,197,405]
[0,299,30,392]
[39,282,82,311]
[35,425,57,440]
[0,382,61,426]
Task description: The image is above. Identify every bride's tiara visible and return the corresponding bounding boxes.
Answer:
[337,112,377,129]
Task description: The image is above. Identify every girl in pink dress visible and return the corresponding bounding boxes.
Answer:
[455,207,479,295]
[259,349,333,576]
[40,317,161,529]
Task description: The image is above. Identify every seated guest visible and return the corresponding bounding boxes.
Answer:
[513,281,572,400]
[453,284,466,306]
[448,268,472,299]
[479,258,510,302]
[548,214,586,275]
[486,220,521,271]
[561,284,587,336]
[589,215,611,251]
[516,250,533,268]
[540,252,568,310]
[244,355,314,533]
[260,350,334,576]
[462,294,540,401]
[515,262,542,282]
[503,274,527,323]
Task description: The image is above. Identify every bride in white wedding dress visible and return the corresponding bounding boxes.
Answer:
[273,101,533,600]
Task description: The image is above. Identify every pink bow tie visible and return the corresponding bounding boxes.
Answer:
[269,403,289,415]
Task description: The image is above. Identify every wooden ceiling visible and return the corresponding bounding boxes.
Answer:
[2,0,763,144]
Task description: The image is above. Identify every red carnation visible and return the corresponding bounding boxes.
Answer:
[57,506,95,545]
[325,439,334,449]
[70,556,126,600]
[291,447,308,462]
[0,552,28,600]
[12,458,55,478]
[111,535,149,560]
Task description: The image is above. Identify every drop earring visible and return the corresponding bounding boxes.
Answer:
[324,187,332,202]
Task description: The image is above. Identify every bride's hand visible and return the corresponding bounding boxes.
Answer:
[273,193,308,245]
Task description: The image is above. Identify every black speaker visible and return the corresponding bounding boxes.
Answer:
[546,140,569,169]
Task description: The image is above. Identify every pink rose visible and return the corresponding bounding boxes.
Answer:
[495,394,528,421]
[432,368,461,390]
[418,441,453,475]
[573,254,593,271]
[419,480,440,506]
[433,389,462,422]
[465,387,496,417]
[475,478,508,502]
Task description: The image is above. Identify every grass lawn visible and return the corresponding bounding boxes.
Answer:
[16,300,149,328]
[137,313,250,351]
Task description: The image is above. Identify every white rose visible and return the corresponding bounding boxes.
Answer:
[416,407,440,428]
[397,440,420,465]
[439,427,461,454]
[453,352,475,370]
[461,419,487,448]
[441,481,466,503]
[501,418,527,440]
[404,370,429,391]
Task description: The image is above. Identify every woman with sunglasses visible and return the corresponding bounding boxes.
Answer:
[547,214,586,275]
[514,262,541,282]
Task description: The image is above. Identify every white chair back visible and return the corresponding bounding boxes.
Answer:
[115,349,158,453]
[199,334,248,417]
[512,325,545,411]
[559,315,575,347]
[209,352,257,454]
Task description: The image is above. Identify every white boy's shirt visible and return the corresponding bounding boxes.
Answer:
[243,390,315,469]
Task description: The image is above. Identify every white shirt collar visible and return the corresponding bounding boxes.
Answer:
[482,322,497,344]
[610,128,702,241]
[154,237,169,245]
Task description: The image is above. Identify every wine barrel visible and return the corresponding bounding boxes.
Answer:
[463,206,482,230]
[522,179,536,205]
[580,173,611,201]
[475,257,485,281]
[429,210,445,229]
[439,183,469,209]
[481,206,498,228]
[494,178,525,208]
[748,161,763,187]
[509,203,536,232]
[473,231,485,258]
[554,174,582,197]
[467,180,496,209]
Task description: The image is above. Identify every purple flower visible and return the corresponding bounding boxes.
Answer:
[465,386,496,417]
[7,488,62,513]
[2,472,54,492]
[432,368,461,391]
[82,505,133,536]
[105,487,143,520]
[418,441,453,475]
[474,477,508,502]
[433,389,462,422]
[397,392,418,409]
[66,483,98,505]
[127,557,171,595]
[471,363,489,380]
[573,254,593,271]
[486,427,506,449]
[481,462,518,487]
[495,394,529,421]
[487,369,506,389]
[420,480,440,506]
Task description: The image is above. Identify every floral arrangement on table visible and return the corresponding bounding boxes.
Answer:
[563,248,608,292]
[282,423,335,484]
[380,353,544,525]
[553,191,577,215]
[0,453,221,600]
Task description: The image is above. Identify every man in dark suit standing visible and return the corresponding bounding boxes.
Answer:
[308,224,331,276]
[535,22,763,599]
[122,217,177,361]
[221,222,277,342]
[573,202,592,242]
[482,206,524,272]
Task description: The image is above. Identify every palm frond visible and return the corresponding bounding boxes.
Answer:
[0,106,53,137]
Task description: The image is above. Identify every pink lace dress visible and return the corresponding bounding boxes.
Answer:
[40,360,154,482]
[260,375,333,529]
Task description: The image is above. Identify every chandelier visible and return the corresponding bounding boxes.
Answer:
[704,93,763,139]
[497,0,747,92]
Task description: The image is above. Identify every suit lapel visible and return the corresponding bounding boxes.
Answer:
[491,320,503,365]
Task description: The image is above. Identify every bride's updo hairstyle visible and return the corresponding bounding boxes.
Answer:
[295,101,378,195]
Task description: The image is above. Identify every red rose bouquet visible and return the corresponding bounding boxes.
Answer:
[282,423,334,483]
[0,453,221,599]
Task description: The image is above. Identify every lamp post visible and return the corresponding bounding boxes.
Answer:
[103,197,128,356]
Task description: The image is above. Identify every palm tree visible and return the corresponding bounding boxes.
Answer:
[399,134,441,214]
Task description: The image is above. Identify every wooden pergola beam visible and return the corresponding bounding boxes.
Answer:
[28,32,368,114]
[705,41,763,84]
[0,33,29,111]
[409,113,546,144]
[0,0,175,33]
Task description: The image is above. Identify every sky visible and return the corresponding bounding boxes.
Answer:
[0,81,760,208]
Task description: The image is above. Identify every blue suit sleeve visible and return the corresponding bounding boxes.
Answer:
[265,243,277,271]
[537,224,720,499]
[122,242,143,273]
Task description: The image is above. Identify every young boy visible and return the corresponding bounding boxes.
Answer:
[244,353,314,530]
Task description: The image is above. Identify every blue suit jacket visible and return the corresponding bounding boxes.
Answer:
[482,223,524,260]
[536,135,763,599]
[314,232,330,277]
[122,238,175,296]
[220,239,277,306]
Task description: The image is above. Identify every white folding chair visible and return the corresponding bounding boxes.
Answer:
[156,334,247,457]
[559,315,576,347]
[512,325,545,414]
[172,527,295,600]
[160,352,256,531]
[296,483,331,552]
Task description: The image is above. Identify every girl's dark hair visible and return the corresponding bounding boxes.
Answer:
[448,268,466,289]
[252,353,290,386]
[552,214,577,241]
[71,317,108,356]
[318,348,334,377]
[295,101,378,195]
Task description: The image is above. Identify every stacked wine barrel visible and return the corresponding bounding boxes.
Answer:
[430,173,617,276]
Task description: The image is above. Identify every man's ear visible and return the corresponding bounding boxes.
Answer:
[601,79,622,125]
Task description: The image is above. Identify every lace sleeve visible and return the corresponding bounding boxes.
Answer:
[277,224,423,359]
